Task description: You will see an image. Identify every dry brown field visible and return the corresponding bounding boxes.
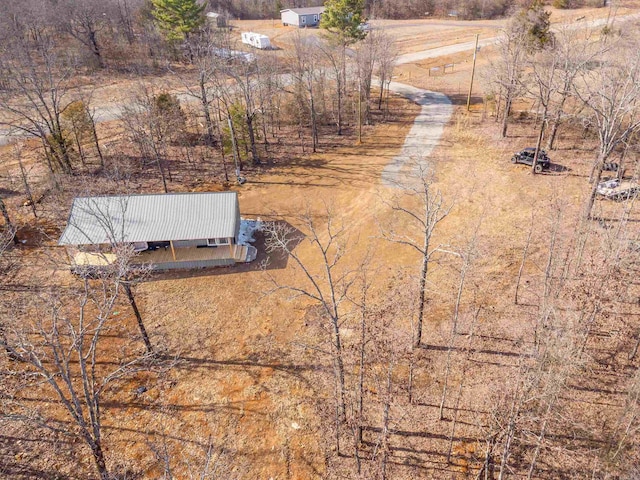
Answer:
[2,4,640,479]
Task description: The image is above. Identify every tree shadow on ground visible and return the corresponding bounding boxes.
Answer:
[446,93,483,107]
[160,354,323,390]
[0,459,73,480]
[419,342,526,358]
[0,187,22,197]
[362,425,476,444]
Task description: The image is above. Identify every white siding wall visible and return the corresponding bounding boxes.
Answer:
[281,10,300,26]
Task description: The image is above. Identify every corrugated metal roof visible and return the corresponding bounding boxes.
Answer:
[59,192,239,246]
[281,6,325,15]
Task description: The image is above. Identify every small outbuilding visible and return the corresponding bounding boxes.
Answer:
[206,11,228,28]
[280,6,325,28]
[59,192,256,271]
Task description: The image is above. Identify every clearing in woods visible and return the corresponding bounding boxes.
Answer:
[2,5,639,478]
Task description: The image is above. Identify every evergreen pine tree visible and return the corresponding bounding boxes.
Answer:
[320,0,367,44]
[150,0,206,42]
[515,0,553,51]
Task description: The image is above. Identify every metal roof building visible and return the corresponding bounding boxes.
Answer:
[282,6,325,15]
[280,6,325,27]
[59,192,240,246]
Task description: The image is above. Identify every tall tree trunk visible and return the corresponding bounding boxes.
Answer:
[118,0,135,44]
[88,30,104,69]
[546,93,568,151]
[341,43,347,133]
[216,116,230,182]
[330,315,347,423]
[246,114,260,165]
[0,196,18,244]
[227,114,243,177]
[439,254,469,419]
[357,304,366,447]
[531,114,547,174]
[415,252,428,348]
[200,75,216,148]
[309,80,318,153]
[584,153,606,220]
[501,94,512,138]
[155,151,168,193]
[87,108,104,167]
[336,73,343,135]
[73,126,86,166]
[89,440,110,480]
[49,125,73,174]
[17,154,37,219]
[380,363,393,480]
[498,380,523,480]
[515,214,534,304]
[526,402,553,480]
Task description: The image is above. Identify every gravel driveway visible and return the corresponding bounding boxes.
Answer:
[381,81,453,187]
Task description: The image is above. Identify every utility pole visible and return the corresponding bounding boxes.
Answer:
[466,34,479,112]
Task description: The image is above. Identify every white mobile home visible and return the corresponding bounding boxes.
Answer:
[280,6,325,28]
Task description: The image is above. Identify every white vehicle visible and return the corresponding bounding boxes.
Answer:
[241,32,271,49]
[596,178,640,200]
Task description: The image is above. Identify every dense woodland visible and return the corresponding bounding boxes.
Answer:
[208,0,610,19]
[1,0,640,478]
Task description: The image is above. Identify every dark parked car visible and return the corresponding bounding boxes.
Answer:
[511,147,551,173]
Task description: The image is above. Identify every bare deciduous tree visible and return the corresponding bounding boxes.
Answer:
[3,271,156,480]
[374,33,398,115]
[575,39,640,219]
[491,15,530,138]
[0,195,18,245]
[56,0,110,68]
[379,161,452,348]
[0,34,75,174]
[263,205,361,453]
[543,28,603,151]
[121,87,185,192]
[319,38,348,135]
[439,224,480,420]
[290,32,320,153]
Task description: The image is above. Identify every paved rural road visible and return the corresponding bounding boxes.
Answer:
[0,92,197,148]
[396,12,640,65]
[381,81,453,187]
[396,36,496,65]
[378,20,502,30]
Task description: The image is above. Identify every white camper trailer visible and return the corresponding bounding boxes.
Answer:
[241,32,271,50]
